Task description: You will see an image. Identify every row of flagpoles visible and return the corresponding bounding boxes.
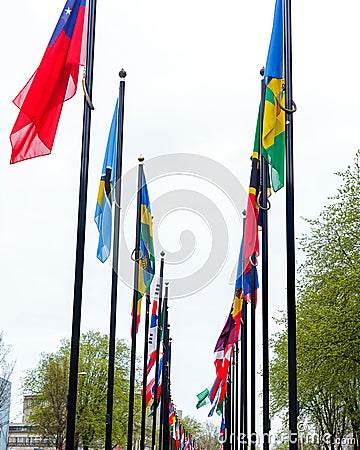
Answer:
[9,0,298,447]
[9,0,203,442]
[194,0,298,448]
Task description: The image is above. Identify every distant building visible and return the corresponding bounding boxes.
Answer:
[0,378,11,450]
[7,395,54,450]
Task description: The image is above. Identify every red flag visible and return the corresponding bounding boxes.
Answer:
[10,0,87,164]
[243,149,260,274]
[145,377,155,407]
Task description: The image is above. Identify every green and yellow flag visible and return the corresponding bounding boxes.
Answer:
[262,0,285,192]
[135,170,155,332]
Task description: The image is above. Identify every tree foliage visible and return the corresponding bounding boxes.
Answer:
[270,151,360,448]
[22,330,141,450]
[180,416,220,450]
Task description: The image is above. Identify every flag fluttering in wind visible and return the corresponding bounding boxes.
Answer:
[214,295,242,354]
[138,171,155,295]
[262,0,285,191]
[169,400,176,428]
[10,0,88,164]
[147,283,160,374]
[145,377,155,408]
[134,170,155,332]
[94,100,118,263]
[180,428,185,450]
[155,355,163,403]
[196,387,211,409]
[243,114,261,275]
[219,416,225,450]
[215,238,245,354]
[196,235,248,417]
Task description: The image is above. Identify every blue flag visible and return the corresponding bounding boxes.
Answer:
[94,100,118,262]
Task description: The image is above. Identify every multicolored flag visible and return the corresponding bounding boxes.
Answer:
[243,114,261,275]
[94,100,118,262]
[214,291,243,353]
[196,387,210,409]
[262,0,285,191]
[175,421,180,448]
[214,241,244,352]
[209,375,221,403]
[207,387,220,417]
[219,416,225,450]
[145,377,155,407]
[155,355,163,403]
[180,428,185,450]
[147,283,160,374]
[10,0,88,164]
[134,170,156,332]
[169,400,176,428]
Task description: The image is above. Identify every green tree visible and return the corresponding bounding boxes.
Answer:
[181,415,203,441]
[199,421,220,450]
[270,151,360,448]
[179,416,220,450]
[22,330,141,450]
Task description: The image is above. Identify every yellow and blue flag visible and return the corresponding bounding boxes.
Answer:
[94,100,118,262]
[262,0,285,192]
[135,170,155,331]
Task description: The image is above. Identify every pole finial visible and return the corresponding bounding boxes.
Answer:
[165,281,169,286]
[242,209,247,217]
[138,154,144,163]
[119,68,127,78]
[260,66,265,77]
[160,251,165,257]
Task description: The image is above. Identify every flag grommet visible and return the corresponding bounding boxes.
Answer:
[277,88,297,114]
[257,192,271,211]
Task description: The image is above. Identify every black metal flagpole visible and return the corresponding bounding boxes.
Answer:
[151,252,165,450]
[231,347,236,450]
[235,341,239,450]
[127,156,145,450]
[224,362,232,450]
[158,293,169,450]
[105,69,126,450]
[250,262,256,450]
[240,212,248,450]
[65,0,97,448]
[259,69,271,450]
[140,291,151,450]
[241,297,248,450]
[162,283,170,450]
[283,0,298,447]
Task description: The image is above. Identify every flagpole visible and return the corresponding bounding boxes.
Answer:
[259,69,271,450]
[231,348,236,450]
[283,0,298,447]
[151,253,165,450]
[224,364,231,450]
[240,211,248,450]
[140,291,151,450]
[105,69,126,450]
[250,260,256,450]
[65,0,97,448]
[235,341,239,450]
[159,294,169,450]
[162,283,170,450]
[127,156,145,450]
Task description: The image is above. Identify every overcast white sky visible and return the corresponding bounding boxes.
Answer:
[1,0,360,437]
